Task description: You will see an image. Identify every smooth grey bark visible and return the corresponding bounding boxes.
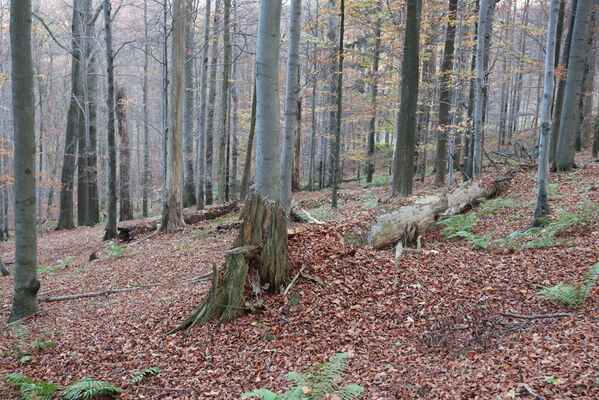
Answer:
[240,83,257,202]
[103,0,118,240]
[195,0,211,210]
[391,0,421,196]
[116,88,132,221]
[366,3,381,184]
[280,0,302,214]
[577,8,597,150]
[555,0,593,171]
[142,0,150,217]
[308,73,317,191]
[550,0,576,165]
[448,0,464,186]
[217,0,232,204]
[77,0,91,227]
[162,0,186,232]
[326,0,338,187]
[9,0,40,322]
[204,0,221,205]
[535,0,560,226]
[434,0,458,188]
[183,0,196,207]
[331,0,345,209]
[471,0,496,178]
[85,12,100,225]
[57,0,82,230]
[255,0,282,200]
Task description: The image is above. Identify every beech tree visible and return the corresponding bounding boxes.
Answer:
[9,0,40,322]
[161,0,186,233]
[170,0,291,332]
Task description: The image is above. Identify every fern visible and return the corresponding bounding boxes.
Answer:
[3,373,58,400]
[243,353,364,400]
[437,214,479,239]
[59,378,122,400]
[537,263,599,307]
[128,366,162,385]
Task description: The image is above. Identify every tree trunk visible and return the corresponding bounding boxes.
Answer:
[534,0,560,226]
[292,95,302,192]
[142,0,150,217]
[217,0,232,204]
[280,0,302,214]
[103,0,118,240]
[550,0,577,165]
[57,0,83,231]
[434,0,458,188]
[85,18,100,225]
[195,0,212,210]
[240,83,257,202]
[161,0,186,233]
[204,0,221,206]
[183,0,196,208]
[366,4,381,184]
[331,0,345,209]
[116,88,133,221]
[472,0,496,178]
[555,0,593,171]
[8,0,40,322]
[391,0,421,196]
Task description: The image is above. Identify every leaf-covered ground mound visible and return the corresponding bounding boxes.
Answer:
[1,160,598,399]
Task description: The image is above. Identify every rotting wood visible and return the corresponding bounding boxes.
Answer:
[118,202,238,241]
[368,171,516,249]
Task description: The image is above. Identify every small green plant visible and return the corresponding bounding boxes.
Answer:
[175,242,193,251]
[8,324,57,365]
[3,373,58,400]
[242,353,364,400]
[478,198,515,217]
[37,264,61,275]
[59,378,122,400]
[128,366,163,385]
[103,243,126,259]
[468,232,494,249]
[437,214,479,240]
[536,263,599,307]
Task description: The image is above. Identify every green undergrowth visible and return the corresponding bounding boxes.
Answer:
[537,263,599,307]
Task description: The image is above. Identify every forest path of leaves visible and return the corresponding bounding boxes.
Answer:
[1,160,598,399]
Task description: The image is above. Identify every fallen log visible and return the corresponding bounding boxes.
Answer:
[38,286,146,302]
[368,174,514,250]
[118,202,239,241]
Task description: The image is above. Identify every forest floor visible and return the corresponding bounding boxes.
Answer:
[1,154,599,399]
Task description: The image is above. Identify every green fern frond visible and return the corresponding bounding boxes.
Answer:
[3,373,58,400]
[128,366,163,385]
[537,263,599,307]
[59,378,122,400]
[334,384,365,400]
[241,388,279,400]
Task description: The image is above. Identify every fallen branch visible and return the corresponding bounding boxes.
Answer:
[183,272,214,283]
[518,387,547,400]
[283,265,306,296]
[500,312,572,320]
[38,286,147,302]
[301,208,325,225]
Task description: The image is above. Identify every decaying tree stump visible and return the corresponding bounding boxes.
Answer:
[0,256,9,277]
[168,195,291,334]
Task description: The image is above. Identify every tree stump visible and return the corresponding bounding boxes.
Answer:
[169,194,291,334]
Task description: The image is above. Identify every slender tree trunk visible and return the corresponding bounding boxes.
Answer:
[326,0,338,188]
[195,0,212,209]
[103,0,118,240]
[57,0,83,230]
[366,3,381,183]
[116,88,132,221]
[280,0,302,214]
[292,94,302,192]
[217,0,232,204]
[204,0,222,205]
[161,0,169,202]
[183,0,196,207]
[578,7,597,150]
[434,0,458,187]
[86,29,100,225]
[472,0,496,178]
[391,0,422,196]
[9,0,40,322]
[535,0,559,226]
[331,0,345,209]
[142,0,150,217]
[162,0,186,232]
[308,73,317,191]
[240,83,257,202]
[555,0,593,171]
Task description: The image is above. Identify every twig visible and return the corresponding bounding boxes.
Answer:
[38,286,150,302]
[518,387,547,400]
[301,208,325,225]
[183,272,213,283]
[500,312,572,320]
[283,265,306,296]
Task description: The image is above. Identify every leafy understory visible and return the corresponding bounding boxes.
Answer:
[537,263,599,307]
[128,366,163,385]
[243,353,364,400]
[2,373,58,400]
[59,378,122,400]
